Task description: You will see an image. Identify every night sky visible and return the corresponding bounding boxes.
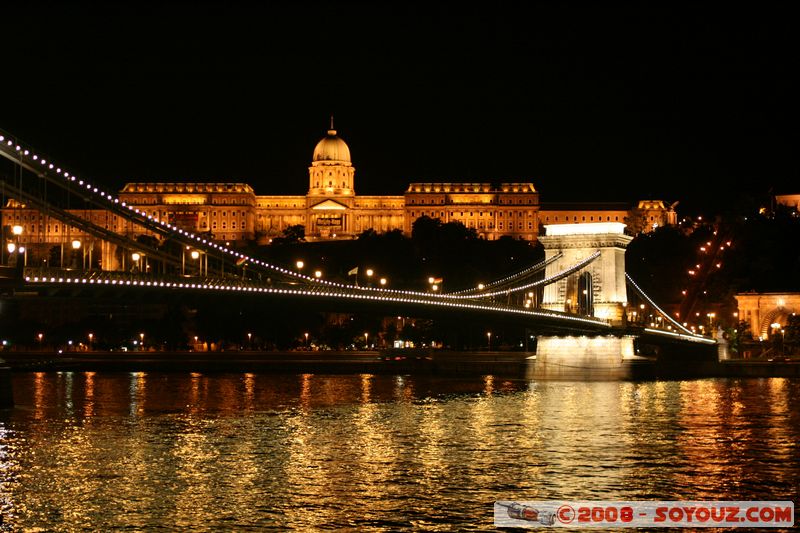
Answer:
[1,2,796,214]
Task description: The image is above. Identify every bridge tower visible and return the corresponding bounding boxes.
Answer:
[538,222,632,325]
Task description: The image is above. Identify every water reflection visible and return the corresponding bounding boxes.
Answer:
[1,374,799,531]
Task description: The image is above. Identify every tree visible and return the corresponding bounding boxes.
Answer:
[272,224,305,245]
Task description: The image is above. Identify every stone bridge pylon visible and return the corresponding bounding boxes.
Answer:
[538,222,632,325]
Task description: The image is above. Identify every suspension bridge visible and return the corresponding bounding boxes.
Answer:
[0,127,722,379]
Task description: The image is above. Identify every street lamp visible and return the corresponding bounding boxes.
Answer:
[364,332,369,348]
[296,260,304,270]
[304,332,309,347]
[88,333,93,350]
[11,225,23,236]
[379,277,387,287]
[247,332,252,349]
[314,270,322,278]
[69,239,83,269]
[37,332,43,348]
[487,331,492,350]
[139,332,145,351]
[190,250,203,276]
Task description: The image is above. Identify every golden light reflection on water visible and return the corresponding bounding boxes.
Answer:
[129,371,147,417]
[83,372,95,419]
[3,374,800,531]
[243,372,255,410]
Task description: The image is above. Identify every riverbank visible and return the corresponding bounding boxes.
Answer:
[2,350,799,379]
[0,350,529,377]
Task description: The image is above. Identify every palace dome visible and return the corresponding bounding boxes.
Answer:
[312,129,351,163]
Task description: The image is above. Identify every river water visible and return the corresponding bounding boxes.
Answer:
[1,372,798,531]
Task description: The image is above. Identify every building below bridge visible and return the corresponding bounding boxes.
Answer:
[2,124,676,265]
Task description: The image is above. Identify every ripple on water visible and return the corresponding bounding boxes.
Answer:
[1,374,799,530]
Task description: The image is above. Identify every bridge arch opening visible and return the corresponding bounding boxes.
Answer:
[578,271,594,316]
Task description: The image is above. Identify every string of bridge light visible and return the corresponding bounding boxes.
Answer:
[1,132,599,304]
[3,131,598,302]
[23,272,612,327]
[446,253,563,295]
[643,328,716,345]
[0,132,368,291]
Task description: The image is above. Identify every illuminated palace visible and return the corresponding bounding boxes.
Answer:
[2,126,676,265]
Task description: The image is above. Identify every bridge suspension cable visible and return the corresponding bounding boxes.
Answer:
[445,251,601,300]
[446,253,563,295]
[625,273,694,336]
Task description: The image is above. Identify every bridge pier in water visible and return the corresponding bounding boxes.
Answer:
[528,335,651,380]
[532,222,645,379]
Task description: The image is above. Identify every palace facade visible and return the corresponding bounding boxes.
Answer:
[113,126,676,242]
[3,126,676,264]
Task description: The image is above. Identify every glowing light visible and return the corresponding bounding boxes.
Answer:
[544,222,626,235]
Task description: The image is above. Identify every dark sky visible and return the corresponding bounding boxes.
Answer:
[1,2,796,214]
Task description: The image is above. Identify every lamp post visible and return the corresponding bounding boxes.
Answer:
[366,268,374,287]
[364,332,369,349]
[139,332,145,351]
[379,277,387,287]
[132,252,141,273]
[6,224,23,267]
[88,333,94,351]
[71,239,82,269]
[304,332,309,348]
[247,332,252,350]
[487,331,492,351]
[314,270,322,279]
[190,250,201,276]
